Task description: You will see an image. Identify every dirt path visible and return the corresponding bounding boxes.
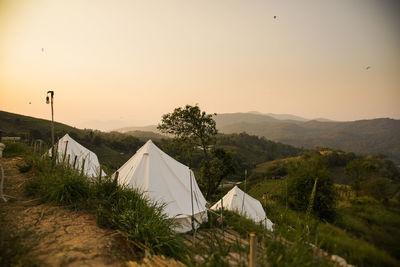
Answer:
[0,157,182,267]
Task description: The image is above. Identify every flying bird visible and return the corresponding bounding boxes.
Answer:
[273,16,277,19]
[29,102,31,104]
[41,48,44,52]
[366,66,371,70]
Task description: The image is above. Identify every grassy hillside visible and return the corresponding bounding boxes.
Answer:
[124,130,166,141]
[243,151,400,266]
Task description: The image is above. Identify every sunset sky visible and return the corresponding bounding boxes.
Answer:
[1,0,399,130]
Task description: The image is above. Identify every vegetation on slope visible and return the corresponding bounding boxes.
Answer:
[214,112,400,163]
[245,150,400,266]
[0,110,302,180]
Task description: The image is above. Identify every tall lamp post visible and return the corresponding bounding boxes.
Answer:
[46,91,55,159]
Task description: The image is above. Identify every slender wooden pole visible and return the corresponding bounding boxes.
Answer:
[0,164,7,202]
[81,158,86,175]
[221,197,224,233]
[66,154,70,166]
[114,171,119,185]
[62,141,69,163]
[98,165,102,182]
[53,137,59,165]
[50,92,55,155]
[189,168,194,231]
[249,233,257,267]
[73,155,78,168]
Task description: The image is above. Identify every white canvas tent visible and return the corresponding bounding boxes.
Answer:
[49,134,105,178]
[211,185,274,231]
[113,140,208,233]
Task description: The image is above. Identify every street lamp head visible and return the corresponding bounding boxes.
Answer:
[46,90,54,104]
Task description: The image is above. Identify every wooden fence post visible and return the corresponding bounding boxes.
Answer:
[73,155,78,168]
[114,171,119,185]
[221,197,224,233]
[39,140,43,154]
[249,233,257,267]
[62,141,69,163]
[98,165,102,182]
[0,164,6,202]
[81,158,86,176]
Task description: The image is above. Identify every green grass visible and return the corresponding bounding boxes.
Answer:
[318,223,398,267]
[95,180,185,257]
[245,177,400,266]
[2,141,33,158]
[334,197,400,261]
[202,209,332,266]
[25,155,186,260]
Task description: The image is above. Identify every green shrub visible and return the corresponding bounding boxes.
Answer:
[287,155,337,222]
[2,141,31,157]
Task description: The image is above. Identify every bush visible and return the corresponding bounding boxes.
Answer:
[286,156,337,222]
[2,141,31,158]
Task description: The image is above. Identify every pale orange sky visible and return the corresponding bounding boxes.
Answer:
[1,0,400,130]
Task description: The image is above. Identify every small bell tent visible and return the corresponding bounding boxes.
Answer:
[49,134,105,178]
[211,185,273,231]
[113,140,208,233]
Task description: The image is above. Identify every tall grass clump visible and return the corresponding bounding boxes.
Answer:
[2,141,32,158]
[25,156,185,260]
[25,159,90,208]
[94,178,185,258]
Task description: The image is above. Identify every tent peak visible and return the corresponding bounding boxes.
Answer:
[232,185,242,192]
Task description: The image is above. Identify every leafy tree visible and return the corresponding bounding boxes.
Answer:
[157,105,220,198]
[287,155,336,222]
[345,158,368,194]
[205,147,237,197]
[93,135,102,146]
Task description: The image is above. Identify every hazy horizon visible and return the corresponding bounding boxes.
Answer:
[1,0,399,131]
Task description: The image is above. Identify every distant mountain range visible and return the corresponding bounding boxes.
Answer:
[115,112,400,163]
[247,111,334,122]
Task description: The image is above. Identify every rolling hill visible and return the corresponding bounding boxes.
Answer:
[214,113,400,163]
[115,112,400,163]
